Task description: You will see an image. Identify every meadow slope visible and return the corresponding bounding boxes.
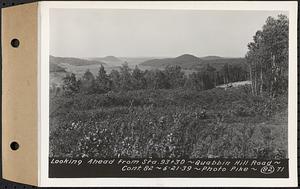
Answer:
[49,87,288,159]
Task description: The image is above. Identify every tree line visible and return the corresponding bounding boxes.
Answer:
[246,14,288,97]
[51,62,248,96]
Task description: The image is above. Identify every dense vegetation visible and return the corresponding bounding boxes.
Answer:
[246,15,288,97]
[50,87,287,158]
[140,54,248,71]
[51,61,248,96]
[49,15,288,159]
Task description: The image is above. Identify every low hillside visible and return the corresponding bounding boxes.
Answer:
[50,55,107,66]
[50,63,66,73]
[200,56,223,60]
[89,56,123,66]
[140,54,202,69]
[140,54,248,72]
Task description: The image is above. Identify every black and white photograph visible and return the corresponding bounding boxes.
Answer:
[44,2,297,184]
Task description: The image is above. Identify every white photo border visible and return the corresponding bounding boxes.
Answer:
[39,1,298,187]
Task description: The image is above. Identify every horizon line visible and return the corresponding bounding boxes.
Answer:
[49,54,245,59]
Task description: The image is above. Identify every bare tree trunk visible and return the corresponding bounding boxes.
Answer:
[214,72,217,87]
[260,61,263,95]
[270,53,275,97]
[249,63,254,95]
[254,61,257,95]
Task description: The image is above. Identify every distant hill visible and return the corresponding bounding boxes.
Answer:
[102,56,122,62]
[50,55,107,66]
[140,54,248,72]
[140,54,202,69]
[89,56,123,66]
[50,63,66,73]
[200,56,223,60]
[119,57,156,65]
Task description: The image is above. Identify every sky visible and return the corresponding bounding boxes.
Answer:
[50,9,287,58]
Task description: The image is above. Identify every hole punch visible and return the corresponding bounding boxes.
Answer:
[11,38,20,48]
[10,141,19,151]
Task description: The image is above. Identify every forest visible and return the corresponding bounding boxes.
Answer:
[246,15,288,97]
[49,15,288,159]
[51,61,249,96]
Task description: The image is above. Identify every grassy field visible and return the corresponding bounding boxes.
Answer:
[49,86,288,159]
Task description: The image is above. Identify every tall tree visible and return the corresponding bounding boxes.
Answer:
[132,65,146,90]
[94,65,111,93]
[246,14,288,96]
[144,70,170,89]
[164,65,185,88]
[80,69,95,94]
[62,73,80,96]
[109,70,121,91]
[119,62,133,91]
[205,64,217,88]
[184,72,204,91]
